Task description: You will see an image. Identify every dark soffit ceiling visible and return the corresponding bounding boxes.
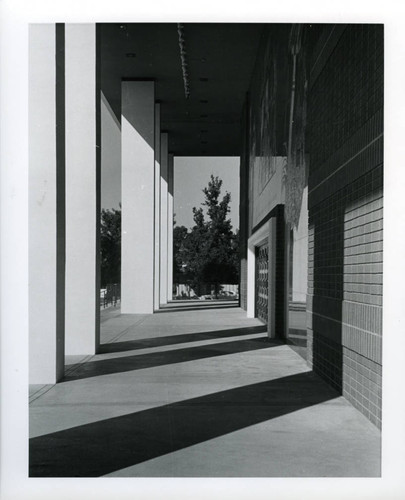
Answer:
[99,23,265,156]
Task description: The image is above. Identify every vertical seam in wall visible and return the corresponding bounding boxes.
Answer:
[95,23,101,350]
[55,23,66,380]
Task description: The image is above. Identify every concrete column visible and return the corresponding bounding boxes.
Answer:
[247,244,256,318]
[65,24,99,355]
[247,221,270,319]
[153,104,161,310]
[159,133,169,305]
[167,154,174,301]
[121,81,155,313]
[267,218,277,338]
[29,24,65,383]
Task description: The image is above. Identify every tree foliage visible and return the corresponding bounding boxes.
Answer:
[174,175,239,296]
[99,176,239,296]
[100,207,121,287]
[173,224,188,283]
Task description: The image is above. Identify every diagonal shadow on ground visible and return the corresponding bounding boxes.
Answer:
[62,336,280,383]
[29,371,338,477]
[99,325,267,354]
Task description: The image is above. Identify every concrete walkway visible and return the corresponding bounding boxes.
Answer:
[29,306,381,477]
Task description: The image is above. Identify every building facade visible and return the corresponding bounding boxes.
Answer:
[29,23,383,428]
[239,24,383,427]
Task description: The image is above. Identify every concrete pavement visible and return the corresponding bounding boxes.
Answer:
[29,305,381,477]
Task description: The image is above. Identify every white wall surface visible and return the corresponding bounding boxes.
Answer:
[292,187,308,303]
[153,104,161,310]
[101,91,121,210]
[159,132,168,305]
[121,81,155,314]
[29,24,63,383]
[167,154,174,301]
[65,24,98,355]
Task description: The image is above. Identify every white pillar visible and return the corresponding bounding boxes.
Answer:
[267,218,277,338]
[247,221,270,319]
[29,24,65,383]
[153,104,161,310]
[159,133,169,305]
[247,244,256,318]
[167,153,174,301]
[65,24,98,355]
[121,81,155,313]
[246,220,277,338]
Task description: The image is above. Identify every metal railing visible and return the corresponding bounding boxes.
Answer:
[100,283,120,308]
[173,282,239,301]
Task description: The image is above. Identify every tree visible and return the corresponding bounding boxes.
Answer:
[175,175,239,297]
[100,207,121,286]
[180,206,210,295]
[173,224,188,284]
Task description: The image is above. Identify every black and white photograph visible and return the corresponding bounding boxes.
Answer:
[1,1,405,499]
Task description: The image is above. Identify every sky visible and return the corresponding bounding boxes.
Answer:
[174,157,240,231]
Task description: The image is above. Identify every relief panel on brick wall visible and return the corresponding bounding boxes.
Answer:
[248,38,286,230]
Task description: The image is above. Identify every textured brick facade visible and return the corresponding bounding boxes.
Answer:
[274,206,286,336]
[239,258,248,311]
[307,24,383,428]
[239,23,383,428]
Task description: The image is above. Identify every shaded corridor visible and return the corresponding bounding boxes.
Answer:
[29,306,381,477]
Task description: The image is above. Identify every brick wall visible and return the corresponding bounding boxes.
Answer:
[275,206,286,336]
[307,24,383,428]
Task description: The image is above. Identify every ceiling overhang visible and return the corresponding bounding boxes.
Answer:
[99,23,265,156]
